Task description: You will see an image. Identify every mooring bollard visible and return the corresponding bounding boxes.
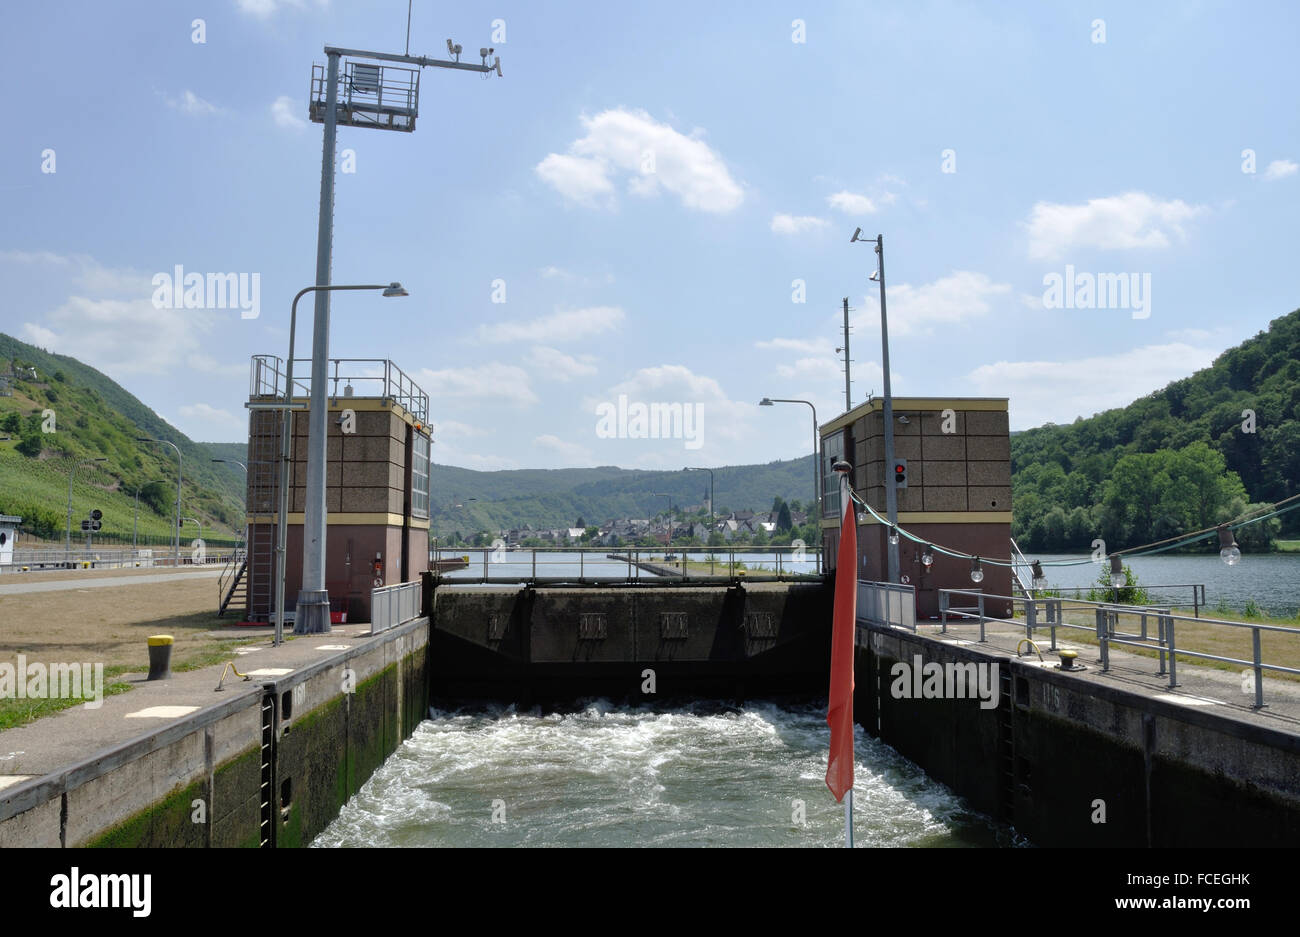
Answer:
[147,634,174,681]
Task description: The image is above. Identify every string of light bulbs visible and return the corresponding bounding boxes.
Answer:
[843,483,1300,586]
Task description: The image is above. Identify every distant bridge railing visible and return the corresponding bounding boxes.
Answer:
[1,548,239,574]
[370,580,423,634]
[429,546,823,586]
[938,588,1300,709]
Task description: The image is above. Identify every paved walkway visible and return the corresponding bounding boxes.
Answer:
[910,615,1300,735]
[0,568,224,596]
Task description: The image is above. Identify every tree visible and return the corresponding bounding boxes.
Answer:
[0,412,20,434]
[776,502,793,531]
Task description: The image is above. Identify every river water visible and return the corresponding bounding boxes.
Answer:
[312,701,1016,848]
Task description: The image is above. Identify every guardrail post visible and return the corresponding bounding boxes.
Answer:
[1251,627,1264,709]
[1096,608,1109,672]
[532,549,536,581]
[940,591,948,634]
[1156,612,1168,676]
[1166,617,1178,688]
[579,550,584,582]
[1025,597,1036,641]
[483,548,488,581]
[978,593,986,643]
[1048,599,1058,651]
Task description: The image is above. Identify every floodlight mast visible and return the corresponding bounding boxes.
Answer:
[297,41,501,633]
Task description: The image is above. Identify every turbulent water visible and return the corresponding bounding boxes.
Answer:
[312,701,1014,848]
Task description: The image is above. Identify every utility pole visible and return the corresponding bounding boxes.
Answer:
[850,229,898,583]
[842,297,852,412]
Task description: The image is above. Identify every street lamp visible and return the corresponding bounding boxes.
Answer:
[137,437,182,566]
[283,282,408,637]
[213,459,248,554]
[684,466,714,540]
[652,492,672,552]
[851,228,900,583]
[182,516,202,554]
[65,457,107,561]
[759,397,822,572]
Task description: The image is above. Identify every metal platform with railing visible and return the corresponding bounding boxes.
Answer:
[249,355,429,424]
[309,59,420,132]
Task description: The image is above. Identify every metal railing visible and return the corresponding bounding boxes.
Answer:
[937,588,1300,709]
[370,580,422,634]
[1,548,239,573]
[428,546,823,586]
[249,355,429,423]
[856,580,917,631]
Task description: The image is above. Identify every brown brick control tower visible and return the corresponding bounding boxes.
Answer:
[820,397,1013,620]
[241,356,431,624]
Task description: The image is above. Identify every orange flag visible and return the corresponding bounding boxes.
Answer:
[825,483,857,803]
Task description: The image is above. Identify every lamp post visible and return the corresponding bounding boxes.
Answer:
[684,466,714,540]
[136,437,182,566]
[851,228,899,583]
[182,517,202,557]
[283,282,408,637]
[212,459,248,554]
[131,480,167,551]
[65,457,107,562]
[652,492,672,552]
[759,397,822,572]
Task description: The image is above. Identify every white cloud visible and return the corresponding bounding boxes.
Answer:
[432,420,486,439]
[164,90,220,115]
[271,95,307,130]
[827,191,876,214]
[417,363,538,406]
[187,353,246,378]
[526,346,598,381]
[536,108,743,213]
[755,337,832,355]
[1025,192,1207,260]
[534,154,615,207]
[22,297,224,377]
[863,271,1011,337]
[236,0,325,18]
[599,364,752,446]
[966,342,1219,430]
[477,306,624,344]
[775,356,840,380]
[539,265,614,285]
[177,403,244,437]
[534,434,596,465]
[770,213,829,235]
[1263,159,1298,181]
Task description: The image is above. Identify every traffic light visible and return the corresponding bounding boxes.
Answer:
[893,459,908,489]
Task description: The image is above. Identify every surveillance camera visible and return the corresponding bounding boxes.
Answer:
[446,38,455,54]
[480,47,488,57]
[850,226,862,242]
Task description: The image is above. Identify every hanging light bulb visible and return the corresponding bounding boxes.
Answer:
[1217,525,1242,566]
[921,544,934,568]
[1030,559,1047,589]
[888,524,899,546]
[1109,554,1126,589]
[970,556,984,583]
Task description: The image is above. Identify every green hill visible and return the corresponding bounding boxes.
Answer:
[0,333,245,545]
[427,457,817,536]
[1010,307,1300,551]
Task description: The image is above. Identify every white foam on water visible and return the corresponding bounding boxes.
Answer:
[312,701,1008,848]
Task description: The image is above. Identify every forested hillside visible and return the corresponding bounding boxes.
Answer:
[1010,308,1300,551]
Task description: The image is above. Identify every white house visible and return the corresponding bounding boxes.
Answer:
[0,514,20,565]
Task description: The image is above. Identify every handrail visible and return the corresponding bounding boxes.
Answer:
[370,580,422,633]
[936,587,1300,709]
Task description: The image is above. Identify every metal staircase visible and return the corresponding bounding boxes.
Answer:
[218,553,247,617]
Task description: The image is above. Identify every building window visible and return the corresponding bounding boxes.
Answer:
[412,431,430,519]
[822,430,844,518]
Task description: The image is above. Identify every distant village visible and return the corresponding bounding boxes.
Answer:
[436,500,818,550]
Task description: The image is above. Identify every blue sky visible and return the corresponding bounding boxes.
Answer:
[3,1,1297,473]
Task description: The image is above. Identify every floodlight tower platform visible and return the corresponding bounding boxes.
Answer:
[310,58,420,132]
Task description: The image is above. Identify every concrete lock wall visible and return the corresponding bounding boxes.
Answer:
[857,623,1300,847]
[0,620,428,848]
